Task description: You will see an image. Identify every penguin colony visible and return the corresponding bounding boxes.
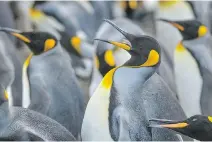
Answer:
[0,1,212,141]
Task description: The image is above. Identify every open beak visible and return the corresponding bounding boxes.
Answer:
[94,38,131,51]
[149,118,188,129]
[0,27,31,43]
[158,19,185,31]
[93,19,134,51]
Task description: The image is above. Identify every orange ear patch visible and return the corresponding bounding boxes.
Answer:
[44,39,56,52]
[71,36,81,54]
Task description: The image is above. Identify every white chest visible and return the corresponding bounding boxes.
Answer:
[174,49,203,117]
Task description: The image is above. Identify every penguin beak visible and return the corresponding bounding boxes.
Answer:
[149,118,188,129]
[94,38,131,51]
[158,19,185,31]
[93,19,135,51]
[0,27,31,43]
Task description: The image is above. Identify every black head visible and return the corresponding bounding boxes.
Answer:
[159,19,208,40]
[149,115,212,141]
[94,19,161,68]
[0,27,57,55]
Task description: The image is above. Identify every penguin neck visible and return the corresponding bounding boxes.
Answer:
[112,65,156,97]
[182,35,212,74]
[22,53,33,108]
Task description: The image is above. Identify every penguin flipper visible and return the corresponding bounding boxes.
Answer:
[4,107,76,141]
[28,79,51,114]
[109,106,131,141]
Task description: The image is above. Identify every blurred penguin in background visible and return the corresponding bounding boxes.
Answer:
[32,1,96,80]
[118,0,158,36]
[161,19,212,117]
[0,28,85,140]
[189,1,212,33]
[0,2,23,106]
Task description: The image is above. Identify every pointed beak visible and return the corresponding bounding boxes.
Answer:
[94,38,131,51]
[149,118,188,129]
[0,27,31,43]
[103,19,135,41]
[158,19,185,31]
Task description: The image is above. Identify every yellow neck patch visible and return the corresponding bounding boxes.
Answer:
[159,0,179,8]
[129,1,138,9]
[30,8,44,19]
[23,53,33,72]
[208,116,212,122]
[141,50,159,67]
[71,36,81,54]
[44,39,56,52]
[12,33,31,43]
[176,42,186,52]
[101,67,118,89]
[104,50,115,67]
[4,90,8,100]
[120,1,127,9]
[198,25,208,37]
[94,55,100,69]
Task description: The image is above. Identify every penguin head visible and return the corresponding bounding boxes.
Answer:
[94,19,161,68]
[159,19,208,40]
[94,49,116,76]
[0,27,57,55]
[149,115,212,141]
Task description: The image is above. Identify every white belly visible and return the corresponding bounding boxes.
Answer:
[82,86,113,141]
[22,54,32,108]
[7,86,12,107]
[174,49,202,117]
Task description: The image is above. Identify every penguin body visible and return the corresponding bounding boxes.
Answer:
[82,20,191,141]
[33,2,94,79]
[0,105,75,141]
[0,2,23,106]
[0,33,22,106]
[26,42,85,139]
[0,29,85,139]
[182,33,212,115]
[160,19,211,116]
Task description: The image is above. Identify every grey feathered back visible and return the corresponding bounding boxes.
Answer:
[28,43,85,139]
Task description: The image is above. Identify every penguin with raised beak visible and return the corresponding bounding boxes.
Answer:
[81,19,192,141]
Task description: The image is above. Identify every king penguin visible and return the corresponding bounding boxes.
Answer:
[0,27,85,140]
[91,18,177,98]
[160,19,212,116]
[31,3,94,79]
[0,5,23,106]
[149,115,212,141]
[82,19,192,141]
[89,18,144,97]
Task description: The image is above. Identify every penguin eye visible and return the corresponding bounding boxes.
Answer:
[192,118,197,122]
